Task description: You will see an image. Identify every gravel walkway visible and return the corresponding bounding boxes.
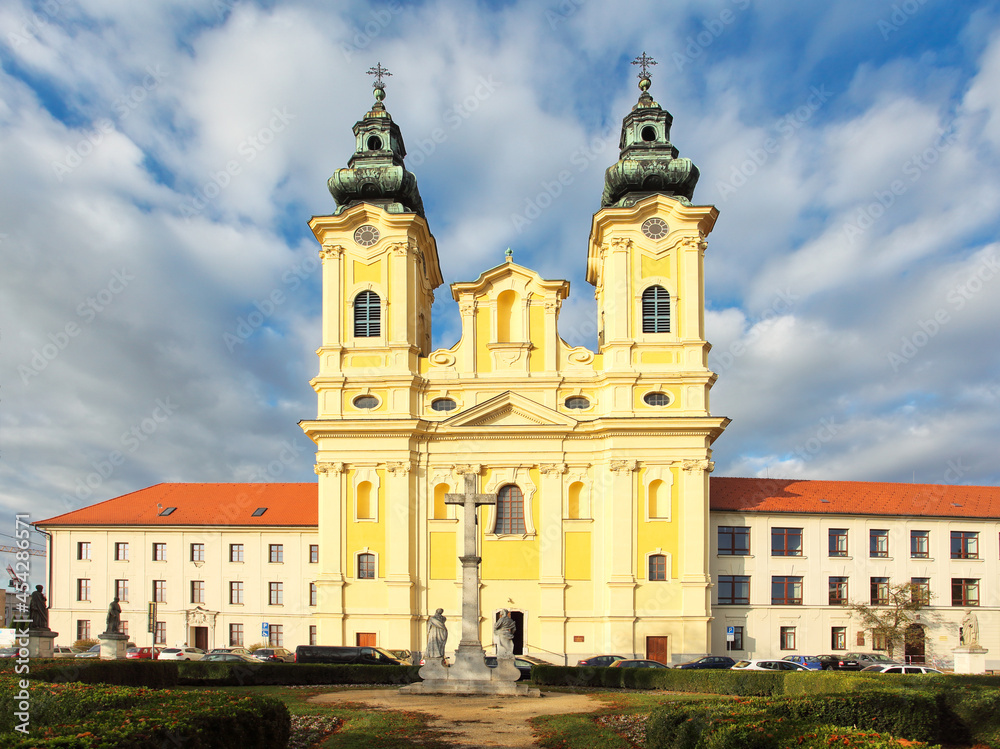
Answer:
[309,688,600,748]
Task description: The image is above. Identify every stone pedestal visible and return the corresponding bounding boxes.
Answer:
[400,648,539,696]
[99,632,129,660]
[27,629,58,659]
[953,646,989,674]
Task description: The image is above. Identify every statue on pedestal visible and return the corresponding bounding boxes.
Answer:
[961,610,980,648]
[493,609,515,657]
[425,608,448,660]
[29,585,50,631]
[105,596,122,635]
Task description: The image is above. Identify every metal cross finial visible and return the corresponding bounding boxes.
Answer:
[632,52,657,79]
[367,62,392,89]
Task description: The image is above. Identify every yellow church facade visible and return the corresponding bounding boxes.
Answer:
[300,67,728,663]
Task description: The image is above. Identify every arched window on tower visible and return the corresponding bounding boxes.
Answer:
[642,285,670,333]
[354,291,381,337]
[495,484,526,534]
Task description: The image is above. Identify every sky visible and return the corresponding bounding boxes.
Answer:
[2,0,999,568]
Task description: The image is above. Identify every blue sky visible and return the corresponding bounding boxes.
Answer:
[2,0,1000,568]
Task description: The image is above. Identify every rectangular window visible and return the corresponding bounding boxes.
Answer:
[229,623,244,646]
[780,626,796,650]
[230,544,244,562]
[120,619,129,636]
[77,620,91,640]
[310,544,319,563]
[269,544,283,563]
[114,542,129,561]
[870,577,889,605]
[77,578,91,601]
[190,543,205,562]
[718,575,750,605]
[911,577,930,605]
[191,580,205,604]
[828,528,848,557]
[718,526,750,556]
[870,529,889,558]
[771,576,803,605]
[831,626,847,650]
[268,624,283,648]
[152,543,166,561]
[115,579,129,602]
[829,576,849,605]
[153,580,166,603]
[873,632,888,651]
[952,578,979,607]
[78,542,91,560]
[269,582,283,605]
[951,531,979,559]
[771,528,803,556]
[310,582,318,607]
[648,554,667,581]
[309,625,318,646]
[358,553,376,579]
[725,625,744,651]
[229,581,244,605]
[910,530,929,558]
[154,621,166,645]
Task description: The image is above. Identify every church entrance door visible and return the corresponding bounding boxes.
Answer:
[646,636,669,665]
[193,626,208,651]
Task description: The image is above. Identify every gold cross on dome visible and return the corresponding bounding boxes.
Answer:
[632,52,657,79]
[367,62,392,89]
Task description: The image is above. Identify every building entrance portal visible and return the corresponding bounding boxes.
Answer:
[193,626,208,651]
[904,624,926,664]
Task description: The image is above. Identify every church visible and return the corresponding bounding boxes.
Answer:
[36,61,998,668]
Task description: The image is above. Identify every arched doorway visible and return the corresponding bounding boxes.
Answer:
[495,610,524,655]
[904,624,925,664]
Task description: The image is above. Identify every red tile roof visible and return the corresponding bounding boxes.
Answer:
[710,477,1000,519]
[36,483,317,527]
[35,478,1000,528]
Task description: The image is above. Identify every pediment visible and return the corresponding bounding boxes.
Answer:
[442,391,577,429]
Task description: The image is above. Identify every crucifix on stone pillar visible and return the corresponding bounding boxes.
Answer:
[445,472,496,649]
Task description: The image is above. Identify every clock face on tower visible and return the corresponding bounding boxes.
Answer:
[641,217,669,240]
[354,224,380,246]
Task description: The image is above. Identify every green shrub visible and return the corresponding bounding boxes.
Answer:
[532,665,784,696]
[177,661,420,687]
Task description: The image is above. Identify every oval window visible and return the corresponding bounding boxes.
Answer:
[431,398,457,412]
[565,396,590,410]
[643,392,670,407]
[353,395,379,410]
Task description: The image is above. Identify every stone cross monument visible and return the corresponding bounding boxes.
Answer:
[400,469,539,696]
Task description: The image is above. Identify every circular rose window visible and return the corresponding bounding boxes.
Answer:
[354,225,380,246]
[641,217,669,240]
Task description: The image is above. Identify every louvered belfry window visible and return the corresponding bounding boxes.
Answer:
[642,285,670,333]
[354,291,381,337]
[495,485,526,535]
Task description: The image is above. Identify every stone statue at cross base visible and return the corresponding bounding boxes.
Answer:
[28,585,50,631]
[493,609,515,657]
[105,596,122,635]
[960,610,980,648]
[425,608,448,660]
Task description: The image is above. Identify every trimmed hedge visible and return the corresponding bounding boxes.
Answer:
[177,661,420,686]
[531,665,783,695]
[0,659,179,688]
[0,676,290,748]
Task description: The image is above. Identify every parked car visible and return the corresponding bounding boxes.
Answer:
[732,659,811,671]
[75,644,102,658]
[387,649,412,664]
[576,655,627,667]
[53,646,82,658]
[158,647,206,661]
[860,664,943,674]
[816,654,861,671]
[609,659,669,669]
[251,647,295,663]
[0,647,18,659]
[844,652,899,669]
[208,647,251,656]
[201,652,259,663]
[295,645,402,665]
[484,654,552,680]
[781,655,823,670]
[675,656,736,670]
[126,647,162,660]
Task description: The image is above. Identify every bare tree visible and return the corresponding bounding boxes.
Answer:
[849,581,932,659]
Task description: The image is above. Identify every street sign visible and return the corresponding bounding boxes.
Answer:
[147,602,157,633]
[261,622,269,639]
[726,626,735,642]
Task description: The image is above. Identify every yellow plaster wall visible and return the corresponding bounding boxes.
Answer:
[345,389,389,413]
[564,582,594,614]
[528,304,545,372]
[345,470,386,573]
[640,351,673,365]
[481,538,539,580]
[564,531,592,580]
[475,307,492,372]
[633,387,678,409]
[353,258,382,284]
[429,532,456,579]
[640,254,671,279]
[636,465,680,579]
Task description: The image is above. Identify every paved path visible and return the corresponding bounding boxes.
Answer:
[309,689,600,748]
